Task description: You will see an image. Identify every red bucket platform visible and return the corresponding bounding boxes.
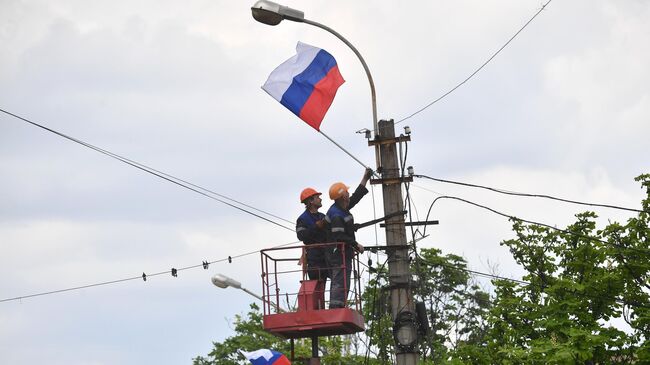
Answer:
[260,243,365,339]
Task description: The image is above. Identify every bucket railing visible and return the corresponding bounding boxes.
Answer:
[260,242,362,315]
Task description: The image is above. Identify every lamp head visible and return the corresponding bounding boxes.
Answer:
[211,273,242,289]
[251,0,304,25]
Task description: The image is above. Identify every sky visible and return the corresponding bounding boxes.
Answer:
[1,0,649,364]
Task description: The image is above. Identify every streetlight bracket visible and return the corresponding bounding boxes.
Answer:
[369,176,413,186]
[367,135,411,146]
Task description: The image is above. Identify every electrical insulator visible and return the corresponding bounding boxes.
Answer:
[404,126,411,135]
[407,166,414,176]
[356,128,372,140]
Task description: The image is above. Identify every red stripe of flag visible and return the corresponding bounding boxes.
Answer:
[299,65,345,131]
[271,354,292,365]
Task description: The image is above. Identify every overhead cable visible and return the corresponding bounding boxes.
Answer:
[396,0,553,125]
[418,259,528,286]
[418,259,650,310]
[369,246,650,310]
[0,240,301,304]
[0,108,294,231]
[415,174,646,213]
[363,256,390,365]
[423,195,650,255]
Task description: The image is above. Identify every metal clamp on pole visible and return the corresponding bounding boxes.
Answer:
[353,210,407,231]
[367,135,411,146]
[381,220,439,228]
[364,244,411,253]
[369,176,414,185]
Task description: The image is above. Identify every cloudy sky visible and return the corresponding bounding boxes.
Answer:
[1,0,648,364]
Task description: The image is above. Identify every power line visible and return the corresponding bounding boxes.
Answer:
[0,108,295,231]
[411,183,445,197]
[415,174,646,214]
[368,241,650,312]
[0,240,301,304]
[422,195,650,255]
[418,259,528,286]
[370,245,522,285]
[418,258,650,310]
[397,138,430,304]
[396,0,553,125]
[363,256,390,365]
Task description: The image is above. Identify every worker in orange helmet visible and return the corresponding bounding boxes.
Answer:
[325,167,373,308]
[296,187,329,281]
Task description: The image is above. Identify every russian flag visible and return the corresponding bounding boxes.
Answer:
[262,42,345,131]
[241,349,291,365]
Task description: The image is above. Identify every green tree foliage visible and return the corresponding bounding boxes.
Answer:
[465,174,650,364]
[362,248,491,364]
[361,262,394,363]
[195,175,649,364]
[192,303,303,365]
[415,249,491,363]
[363,174,649,364]
[193,303,371,364]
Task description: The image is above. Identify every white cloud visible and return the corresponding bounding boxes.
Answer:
[1,0,648,364]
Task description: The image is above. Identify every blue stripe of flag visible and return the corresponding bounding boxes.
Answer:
[280,49,337,117]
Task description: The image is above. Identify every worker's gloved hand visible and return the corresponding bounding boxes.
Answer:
[361,167,373,186]
[364,167,373,180]
[315,219,326,229]
[356,243,364,254]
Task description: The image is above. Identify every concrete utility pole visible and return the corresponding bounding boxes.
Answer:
[371,119,418,365]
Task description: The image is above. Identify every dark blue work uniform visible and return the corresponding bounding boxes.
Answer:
[325,185,368,308]
[296,210,329,281]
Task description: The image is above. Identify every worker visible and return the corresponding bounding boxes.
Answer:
[296,187,329,281]
[326,167,373,308]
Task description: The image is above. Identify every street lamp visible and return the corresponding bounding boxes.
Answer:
[251,0,304,25]
[211,273,287,313]
[251,0,379,137]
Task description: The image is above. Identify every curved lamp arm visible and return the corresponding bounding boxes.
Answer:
[251,0,379,136]
[302,18,378,136]
[211,273,287,313]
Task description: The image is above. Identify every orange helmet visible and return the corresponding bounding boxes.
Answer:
[329,182,349,200]
[300,187,321,203]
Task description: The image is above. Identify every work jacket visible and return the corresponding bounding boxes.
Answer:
[325,185,368,250]
[296,210,327,263]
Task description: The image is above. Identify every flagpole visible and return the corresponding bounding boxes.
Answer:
[304,18,382,171]
[319,130,379,177]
